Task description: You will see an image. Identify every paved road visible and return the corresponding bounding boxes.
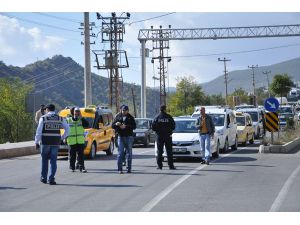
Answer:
[1,141,300,212]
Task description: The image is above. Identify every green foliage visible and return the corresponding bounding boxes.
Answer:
[205,94,225,106]
[270,74,293,98]
[168,76,206,116]
[0,78,33,143]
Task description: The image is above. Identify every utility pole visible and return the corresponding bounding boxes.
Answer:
[263,70,271,97]
[131,85,137,118]
[93,12,130,114]
[83,12,92,107]
[218,57,231,105]
[248,65,258,96]
[151,25,171,106]
[152,76,159,113]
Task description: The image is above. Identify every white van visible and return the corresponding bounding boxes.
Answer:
[192,107,238,153]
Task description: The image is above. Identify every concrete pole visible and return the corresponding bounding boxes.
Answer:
[84,12,92,107]
[141,40,146,118]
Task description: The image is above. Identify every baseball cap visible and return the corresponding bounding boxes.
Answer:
[122,105,129,111]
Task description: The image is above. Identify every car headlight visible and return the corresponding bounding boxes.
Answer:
[136,132,145,137]
[192,140,200,145]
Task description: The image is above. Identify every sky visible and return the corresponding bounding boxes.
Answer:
[1,1,300,91]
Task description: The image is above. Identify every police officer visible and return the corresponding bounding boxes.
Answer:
[152,105,176,170]
[67,107,89,173]
[35,104,69,185]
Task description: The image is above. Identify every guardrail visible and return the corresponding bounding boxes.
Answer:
[0,141,37,159]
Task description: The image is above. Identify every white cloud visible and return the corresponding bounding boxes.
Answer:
[0,15,65,66]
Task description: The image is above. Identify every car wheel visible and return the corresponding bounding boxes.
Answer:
[212,140,220,158]
[249,134,254,144]
[144,136,150,147]
[231,136,238,150]
[89,142,97,159]
[105,140,114,155]
[222,138,229,153]
[242,134,247,146]
[255,128,260,139]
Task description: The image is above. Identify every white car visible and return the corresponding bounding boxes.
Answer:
[155,118,219,160]
[192,107,238,153]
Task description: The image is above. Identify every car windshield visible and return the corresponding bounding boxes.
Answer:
[236,116,245,126]
[208,114,225,126]
[83,117,94,129]
[174,120,197,133]
[135,119,149,129]
[278,107,293,114]
[245,112,258,122]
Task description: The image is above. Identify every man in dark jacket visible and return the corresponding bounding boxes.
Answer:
[152,105,176,170]
[112,105,136,174]
[196,106,215,165]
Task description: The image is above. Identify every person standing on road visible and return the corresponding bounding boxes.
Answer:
[35,104,45,124]
[66,107,89,173]
[152,105,176,170]
[35,104,69,185]
[196,106,215,165]
[113,104,127,166]
[112,105,136,174]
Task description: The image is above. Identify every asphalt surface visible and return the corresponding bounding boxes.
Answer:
[1,140,300,212]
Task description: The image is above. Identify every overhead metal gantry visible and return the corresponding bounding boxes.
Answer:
[138,24,300,117]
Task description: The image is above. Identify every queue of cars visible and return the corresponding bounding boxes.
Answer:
[57,104,269,162]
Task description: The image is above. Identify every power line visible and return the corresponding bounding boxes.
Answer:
[34,70,82,93]
[1,13,80,33]
[127,12,176,26]
[33,12,81,24]
[24,61,76,83]
[34,67,80,86]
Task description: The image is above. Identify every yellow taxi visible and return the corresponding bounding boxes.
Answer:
[58,105,115,159]
[235,111,255,146]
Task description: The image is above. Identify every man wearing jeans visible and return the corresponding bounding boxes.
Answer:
[35,104,69,185]
[112,105,136,174]
[196,107,215,165]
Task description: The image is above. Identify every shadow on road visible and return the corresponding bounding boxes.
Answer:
[0,186,27,190]
[213,156,257,163]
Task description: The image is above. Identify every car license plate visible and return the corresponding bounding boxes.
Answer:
[173,148,187,152]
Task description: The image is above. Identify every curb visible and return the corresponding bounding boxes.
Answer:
[0,141,38,159]
[259,137,300,153]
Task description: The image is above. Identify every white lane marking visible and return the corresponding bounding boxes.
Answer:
[140,147,247,212]
[269,163,300,212]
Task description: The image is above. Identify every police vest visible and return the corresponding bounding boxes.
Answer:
[66,117,85,145]
[41,114,63,145]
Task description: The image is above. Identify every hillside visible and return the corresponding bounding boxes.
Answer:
[201,57,300,96]
[0,55,160,118]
